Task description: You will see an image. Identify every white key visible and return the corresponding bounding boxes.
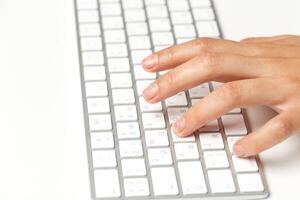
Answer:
[126,22,148,35]
[139,97,162,112]
[227,136,243,153]
[168,0,189,11]
[149,18,171,32]
[89,114,112,131]
[142,112,166,129]
[193,8,215,21]
[112,89,135,104]
[92,150,117,168]
[165,92,188,107]
[189,84,210,98]
[124,178,150,197]
[208,169,236,193]
[124,9,146,22]
[171,11,192,24]
[148,148,173,166]
[81,37,102,51]
[90,131,114,149]
[78,10,99,23]
[145,130,169,147]
[232,155,258,172]
[178,161,207,194]
[102,16,124,29]
[85,82,107,97]
[228,108,242,114]
[106,43,128,57]
[84,66,106,81]
[211,81,223,89]
[199,132,224,150]
[199,119,220,132]
[136,80,153,96]
[147,5,168,18]
[122,0,143,9]
[196,21,220,37]
[79,23,101,36]
[176,38,195,44]
[94,169,120,198]
[110,73,132,88]
[174,24,196,38]
[134,65,156,80]
[129,36,151,50]
[145,0,165,5]
[87,97,110,113]
[190,0,211,7]
[119,140,143,158]
[108,58,130,72]
[100,3,121,16]
[114,105,137,121]
[99,0,119,3]
[237,173,264,192]
[152,32,174,46]
[167,107,187,124]
[121,158,146,176]
[77,0,98,9]
[151,167,179,195]
[117,122,140,139]
[204,151,229,169]
[154,45,170,52]
[222,115,247,135]
[174,143,199,160]
[82,51,104,65]
[104,30,125,43]
[171,129,195,142]
[131,50,152,64]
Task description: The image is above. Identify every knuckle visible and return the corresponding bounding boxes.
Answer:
[274,116,293,139]
[164,47,177,62]
[195,38,214,52]
[216,83,241,104]
[163,70,177,87]
[197,52,220,67]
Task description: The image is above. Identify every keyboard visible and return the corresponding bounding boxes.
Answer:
[74,0,269,199]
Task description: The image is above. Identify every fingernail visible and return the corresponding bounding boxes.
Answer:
[143,82,158,100]
[172,117,185,134]
[233,144,246,157]
[142,54,158,69]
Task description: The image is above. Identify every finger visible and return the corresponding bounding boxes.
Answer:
[241,34,300,46]
[233,108,300,157]
[171,78,293,137]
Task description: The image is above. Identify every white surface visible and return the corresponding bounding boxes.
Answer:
[0,0,299,200]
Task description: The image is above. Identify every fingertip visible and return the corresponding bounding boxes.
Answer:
[233,143,247,157]
[142,54,158,70]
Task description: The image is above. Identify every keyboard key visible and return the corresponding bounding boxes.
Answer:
[87,97,110,113]
[152,32,174,46]
[232,155,258,172]
[100,3,121,16]
[78,10,99,23]
[193,8,215,21]
[90,131,114,149]
[142,112,166,129]
[77,0,98,10]
[112,88,135,104]
[79,23,101,36]
[92,150,117,168]
[124,178,150,197]
[168,0,189,11]
[227,136,243,153]
[121,158,146,176]
[126,22,148,35]
[82,51,104,65]
[237,173,264,192]
[119,140,143,158]
[144,0,165,5]
[104,30,126,43]
[145,129,169,147]
[94,169,121,198]
[228,108,242,114]
[108,58,130,72]
[178,161,207,194]
[174,143,199,160]
[106,43,128,57]
[124,9,146,22]
[131,50,152,64]
[149,18,171,32]
[208,169,236,193]
[117,122,140,139]
[122,0,144,9]
[129,36,151,50]
[167,107,187,124]
[139,97,162,112]
[114,105,137,121]
[199,119,220,132]
[204,151,229,169]
[189,84,210,98]
[148,148,173,166]
[102,16,124,29]
[171,11,192,24]
[199,132,224,150]
[222,114,247,135]
[190,0,211,7]
[89,114,112,131]
[151,167,179,195]
[171,129,195,142]
[84,66,106,81]
[136,80,153,95]
[110,73,132,88]
[81,37,102,51]
[85,81,107,97]
[134,65,156,80]
[196,21,220,37]
[147,5,168,18]
[165,92,188,107]
[176,38,195,44]
[174,24,196,38]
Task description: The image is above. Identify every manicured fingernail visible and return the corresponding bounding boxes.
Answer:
[233,144,246,157]
[142,54,158,69]
[172,117,185,134]
[143,82,158,100]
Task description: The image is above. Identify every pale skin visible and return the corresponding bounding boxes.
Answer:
[142,35,300,157]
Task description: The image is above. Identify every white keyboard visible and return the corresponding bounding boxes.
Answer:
[74,0,269,199]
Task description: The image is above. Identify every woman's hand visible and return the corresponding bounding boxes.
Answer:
[142,35,300,157]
